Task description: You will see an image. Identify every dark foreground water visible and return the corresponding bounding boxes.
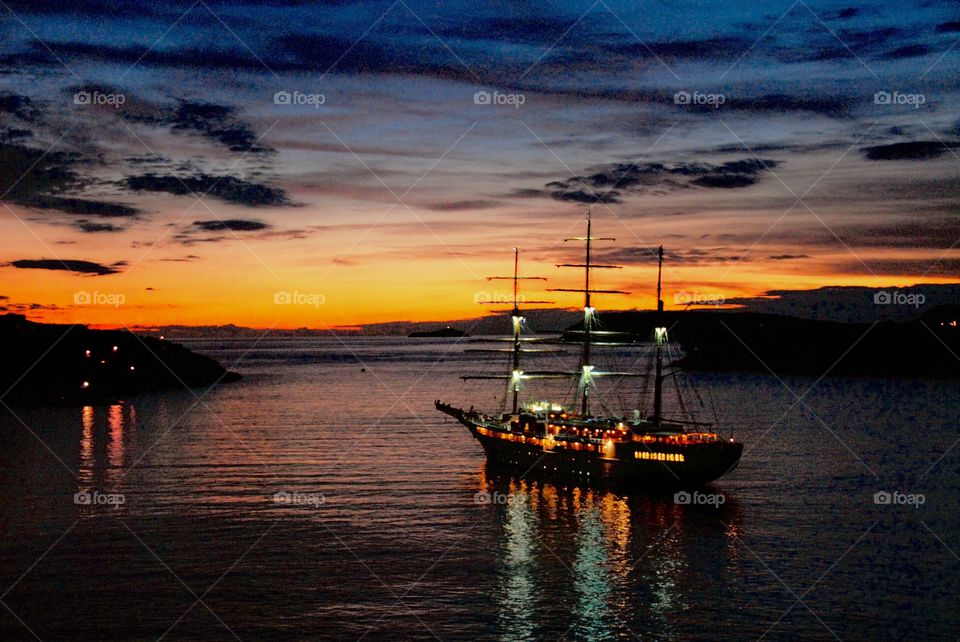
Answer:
[0,337,958,641]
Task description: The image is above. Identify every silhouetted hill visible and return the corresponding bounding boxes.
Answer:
[0,314,241,405]
[408,327,470,338]
[567,307,960,378]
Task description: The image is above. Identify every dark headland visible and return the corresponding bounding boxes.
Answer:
[0,314,240,405]
[565,305,960,378]
[408,327,470,338]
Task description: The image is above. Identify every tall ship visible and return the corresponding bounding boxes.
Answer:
[436,213,743,485]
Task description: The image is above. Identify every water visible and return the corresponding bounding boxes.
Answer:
[0,337,958,641]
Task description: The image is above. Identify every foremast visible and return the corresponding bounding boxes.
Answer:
[496,248,540,414]
[463,249,555,414]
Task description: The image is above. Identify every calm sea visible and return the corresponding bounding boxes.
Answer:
[0,337,958,641]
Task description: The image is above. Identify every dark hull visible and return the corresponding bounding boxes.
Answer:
[437,402,742,487]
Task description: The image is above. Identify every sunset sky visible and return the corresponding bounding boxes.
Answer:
[0,0,958,328]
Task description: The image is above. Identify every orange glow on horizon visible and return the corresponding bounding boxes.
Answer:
[3,202,957,330]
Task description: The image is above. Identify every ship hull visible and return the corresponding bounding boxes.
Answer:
[437,402,742,487]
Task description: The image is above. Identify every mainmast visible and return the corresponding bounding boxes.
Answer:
[652,245,665,426]
[549,210,629,416]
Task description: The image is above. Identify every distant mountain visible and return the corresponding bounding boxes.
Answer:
[140,308,585,338]
[721,284,960,323]
[408,327,470,338]
[564,307,960,378]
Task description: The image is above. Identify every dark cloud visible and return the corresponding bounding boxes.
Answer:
[862,141,951,160]
[273,33,469,79]
[29,40,263,73]
[605,36,752,60]
[842,216,960,249]
[823,7,859,20]
[67,83,169,124]
[2,0,167,17]
[0,142,141,217]
[769,254,810,260]
[192,219,269,231]
[547,188,622,204]
[176,224,306,245]
[23,195,139,217]
[592,246,751,266]
[0,92,41,121]
[783,25,924,63]
[0,128,34,143]
[937,22,960,33]
[0,301,62,313]
[838,259,960,278]
[0,143,77,197]
[76,221,121,233]
[124,173,290,206]
[727,93,854,118]
[835,26,909,52]
[544,158,779,203]
[424,200,501,211]
[62,86,271,154]
[691,174,755,188]
[170,102,273,154]
[36,33,469,82]
[434,17,585,46]
[879,44,932,59]
[10,259,119,275]
[505,188,549,199]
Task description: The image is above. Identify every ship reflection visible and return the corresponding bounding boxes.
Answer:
[498,490,538,641]
[480,464,742,641]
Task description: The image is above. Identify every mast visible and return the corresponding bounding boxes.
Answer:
[468,249,550,414]
[582,214,592,415]
[653,245,665,426]
[548,210,628,416]
[510,248,522,414]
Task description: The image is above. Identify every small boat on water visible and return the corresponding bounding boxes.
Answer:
[436,212,743,486]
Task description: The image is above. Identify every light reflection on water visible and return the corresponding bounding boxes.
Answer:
[480,469,744,641]
[498,490,536,642]
[572,508,613,641]
[0,337,957,640]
